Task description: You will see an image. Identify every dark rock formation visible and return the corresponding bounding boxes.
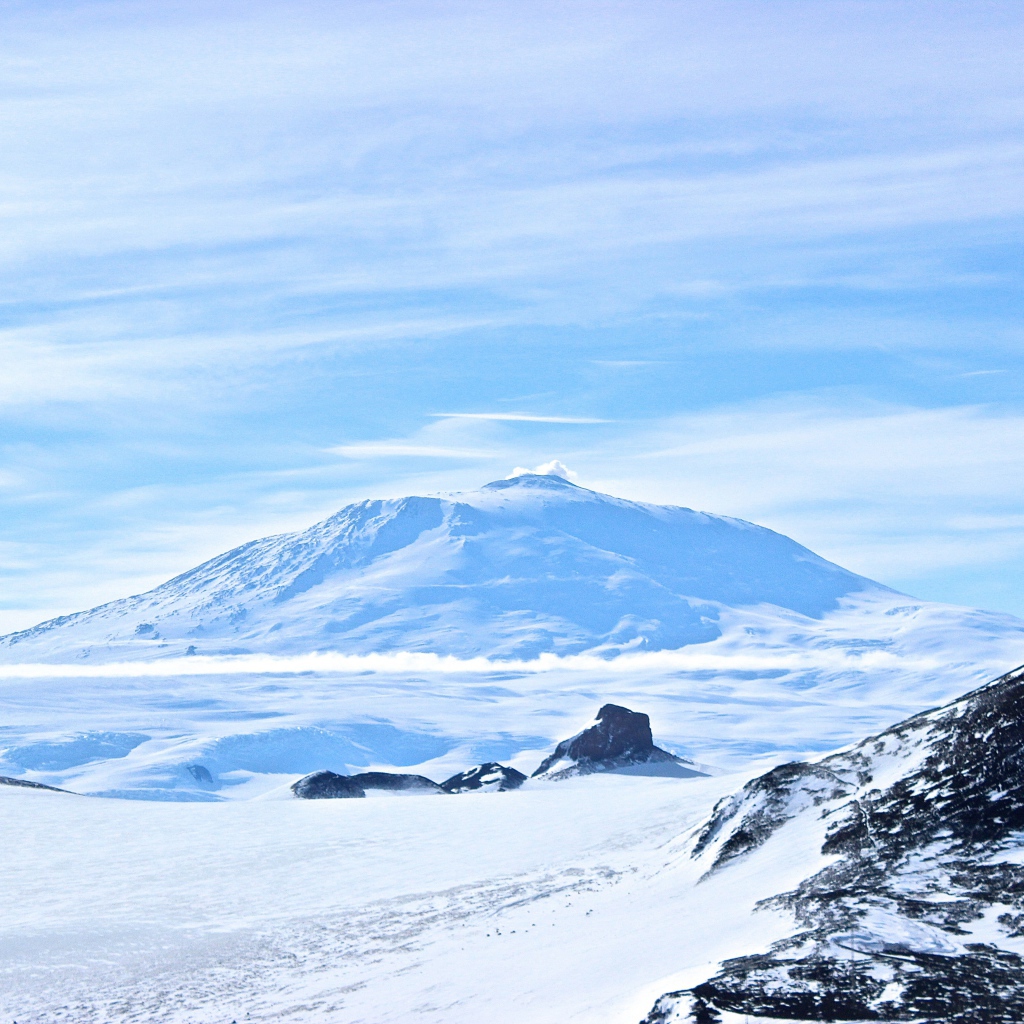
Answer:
[644,662,1024,1023]
[349,771,445,794]
[0,775,73,794]
[186,764,214,784]
[290,770,365,799]
[532,704,706,780]
[441,762,526,793]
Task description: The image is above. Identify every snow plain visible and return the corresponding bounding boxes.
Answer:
[3,598,1022,1022]
[1,772,811,1024]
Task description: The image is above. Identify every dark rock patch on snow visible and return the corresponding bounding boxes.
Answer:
[441,762,526,793]
[644,662,1024,1023]
[691,761,853,870]
[350,771,445,794]
[291,770,365,799]
[0,775,74,794]
[532,704,706,780]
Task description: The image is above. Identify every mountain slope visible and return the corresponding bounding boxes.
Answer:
[646,662,1024,1023]
[0,473,884,663]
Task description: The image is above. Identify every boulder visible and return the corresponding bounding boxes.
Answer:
[532,704,707,780]
[441,762,526,793]
[291,770,365,799]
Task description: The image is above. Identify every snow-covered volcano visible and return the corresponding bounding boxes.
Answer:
[0,473,886,663]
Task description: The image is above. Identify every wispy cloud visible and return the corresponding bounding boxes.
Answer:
[508,460,577,481]
[429,413,610,423]
[328,443,487,459]
[0,646,955,681]
[2,2,1024,628]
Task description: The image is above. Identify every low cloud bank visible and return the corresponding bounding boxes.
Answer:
[0,646,947,680]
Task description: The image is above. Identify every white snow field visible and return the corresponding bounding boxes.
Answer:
[1,592,1022,798]
[1,772,808,1024]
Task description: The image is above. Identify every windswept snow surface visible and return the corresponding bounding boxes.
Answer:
[0,773,798,1024]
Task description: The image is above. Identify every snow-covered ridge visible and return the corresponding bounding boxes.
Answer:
[0,473,883,663]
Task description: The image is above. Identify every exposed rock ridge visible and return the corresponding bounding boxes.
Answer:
[290,766,519,798]
[291,704,707,798]
[645,663,1024,1023]
[441,763,526,793]
[349,771,444,794]
[290,770,365,799]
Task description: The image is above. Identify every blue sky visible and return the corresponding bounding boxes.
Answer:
[2,0,1024,631]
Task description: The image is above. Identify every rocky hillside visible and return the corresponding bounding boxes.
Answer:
[645,663,1024,1023]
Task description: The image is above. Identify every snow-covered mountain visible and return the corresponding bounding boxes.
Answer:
[0,473,887,663]
[2,471,1024,803]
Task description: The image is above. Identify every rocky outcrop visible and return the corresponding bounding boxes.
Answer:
[532,704,706,780]
[288,709,700,801]
[441,763,526,793]
[291,770,365,799]
[291,770,447,798]
[644,663,1024,1023]
[349,772,445,794]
